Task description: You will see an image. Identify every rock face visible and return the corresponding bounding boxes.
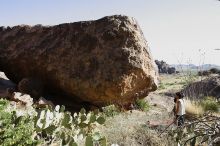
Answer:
[0,15,158,106]
[0,71,16,97]
[155,60,176,74]
[182,76,220,99]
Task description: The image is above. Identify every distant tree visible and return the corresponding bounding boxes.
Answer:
[210,68,220,74]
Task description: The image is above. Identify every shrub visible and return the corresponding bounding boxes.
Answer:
[198,68,220,76]
[135,99,150,111]
[158,83,166,90]
[184,97,219,116]
[185,99,204,116]
[169,113,220,146]
[209,68,220,74]
[200,96,219,112]
[102,105,120,117]
[0,99,39,146]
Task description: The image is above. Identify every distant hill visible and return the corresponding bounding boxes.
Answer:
[170,64,220,71]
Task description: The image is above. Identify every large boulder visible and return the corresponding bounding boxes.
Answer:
[182,76,220,99]
[0,15,158,106]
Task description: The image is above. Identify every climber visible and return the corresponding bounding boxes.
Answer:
[174,92,185,126]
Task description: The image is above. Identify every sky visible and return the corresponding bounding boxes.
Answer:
[1,0,220,65]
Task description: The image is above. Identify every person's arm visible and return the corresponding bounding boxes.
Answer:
[175,101,180,115]
[173,101,179,125]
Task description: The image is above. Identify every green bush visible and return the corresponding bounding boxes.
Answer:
[200,96,219,112]
[158,83,166,90]
[0,99,39,146]
[102,105,120,117]
[135,99,150,112]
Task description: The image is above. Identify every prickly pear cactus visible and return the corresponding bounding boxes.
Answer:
[35,106,106,145]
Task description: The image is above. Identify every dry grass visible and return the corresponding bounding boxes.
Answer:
[185,97,220,117]
[185,99,204,116]
[97,110,175,146]
[157,74,185,93]
[157,74,201,95]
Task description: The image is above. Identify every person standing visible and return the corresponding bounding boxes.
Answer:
[174,92,185,126]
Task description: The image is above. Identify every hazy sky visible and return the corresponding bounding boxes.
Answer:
[1,0,220,65]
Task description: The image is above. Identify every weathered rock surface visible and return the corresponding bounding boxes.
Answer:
[0,15,158,106]
[0,71,16,97]
[182,76,220,99]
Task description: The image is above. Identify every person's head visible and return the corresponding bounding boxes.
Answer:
[175,92,184,99]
